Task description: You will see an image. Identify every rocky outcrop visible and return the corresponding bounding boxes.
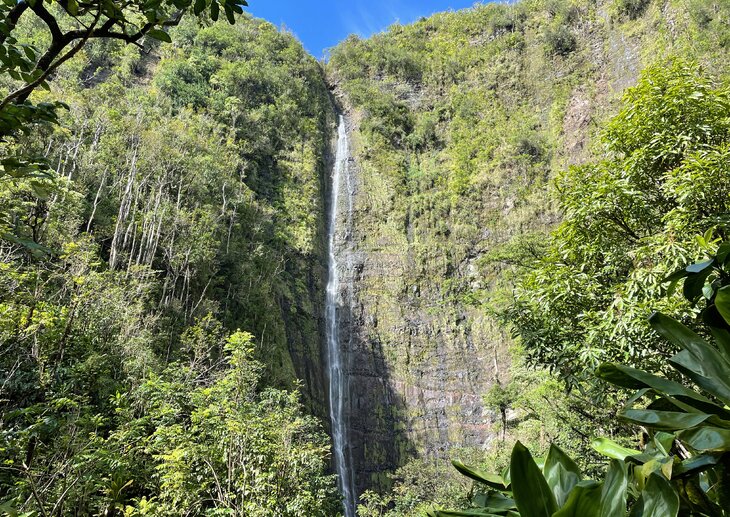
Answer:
[340,113,511,493]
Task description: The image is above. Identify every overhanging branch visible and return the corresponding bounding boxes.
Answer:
[0,1,29,45]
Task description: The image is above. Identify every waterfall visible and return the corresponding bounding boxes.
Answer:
[326,115,355,517]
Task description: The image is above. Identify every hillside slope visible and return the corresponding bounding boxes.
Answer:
[13,15,334,404]
[328,0,730,494]
[0,16,342,512]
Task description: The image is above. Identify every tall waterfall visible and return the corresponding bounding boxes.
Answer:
[326,115,355,517]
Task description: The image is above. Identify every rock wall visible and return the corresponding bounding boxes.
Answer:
[327,0,730,496]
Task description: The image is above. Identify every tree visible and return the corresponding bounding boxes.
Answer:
[0,0,246,184]
[0,329,341,515]
[430,240,730,516]
[0,13,338,515]
[508,60,730,390]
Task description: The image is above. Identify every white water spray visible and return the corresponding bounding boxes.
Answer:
[326,115,355,517]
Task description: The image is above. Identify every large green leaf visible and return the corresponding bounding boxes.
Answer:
[708,324,730,363]
[224,3,236,24]
[146,28,171,43]
[656,392,730,422]
[637,457,674,488]
[552,481,601,517]
[716,242,730,265]
[652,432,675,456]
[715,285,730,327]
[669,350,730,406]
[510,441,557,517]
[682,265,713,302]
[543,444,582,507]
[452,460,510,490]
[591,438,641,460]
[472,494,517,511]
[650,312,730,405]
[193,0,206,15]
[635,473,679,517]
[711,286,730,360]
[619,408,711,430]
[599,460,628,517]
[685,259,715,274]
[596,364,717,408]
[673,453,720,477]
[678,426,730,451]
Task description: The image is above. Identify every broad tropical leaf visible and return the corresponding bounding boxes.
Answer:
[552,480,601,517]
[598,460,627,517]
[509,441,558,517]
[619,408,711,430]
[635,473,679,517]
[591,438,641,460]
[650,312,730,405]
[543,444,582,507]
[678,426,730,451]
[452,460,511,490]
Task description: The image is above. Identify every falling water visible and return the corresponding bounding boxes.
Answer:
[326,115,355,517]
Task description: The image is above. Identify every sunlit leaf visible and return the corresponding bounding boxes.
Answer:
[510,442,557,517]
[543,444,581,507]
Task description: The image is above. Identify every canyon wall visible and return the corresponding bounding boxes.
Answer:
[329,0,730,494]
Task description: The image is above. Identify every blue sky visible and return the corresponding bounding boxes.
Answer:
[247,0,485,58]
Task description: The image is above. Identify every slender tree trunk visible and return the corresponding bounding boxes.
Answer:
[86,169,107,233]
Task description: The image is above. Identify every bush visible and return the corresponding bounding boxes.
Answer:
[153,58,209,108]
[545,25,577,56]
[510,61,730,387]
[614,0,651,20]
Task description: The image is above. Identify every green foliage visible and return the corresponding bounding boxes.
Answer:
[329,0,730,502]
[0,0,247,240]
[0,0,246,125]
[355,457,472,516]
[544,25,576,56]
[481,361,627,479]
[0,13,338,517]
[2,1,730,514]
[433,240,730,516]
[0,329,340,515]
[509,60,730,388]
[612,0,652,20]
[431,423,724,516]
[427,442,634,517]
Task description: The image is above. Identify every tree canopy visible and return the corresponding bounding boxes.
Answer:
[509,60,730,389]
[0,0,245,184]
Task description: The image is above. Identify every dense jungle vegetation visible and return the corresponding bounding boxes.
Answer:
[0,1,339,514]
[2,0,730,515]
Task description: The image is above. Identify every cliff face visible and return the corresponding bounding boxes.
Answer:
[329,0,730,494]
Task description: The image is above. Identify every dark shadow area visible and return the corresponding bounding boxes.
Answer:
[339,294,417,498]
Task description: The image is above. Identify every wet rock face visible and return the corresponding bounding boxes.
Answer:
[332,114,511,497]
[333,28,641,496]
[343,235,507,495]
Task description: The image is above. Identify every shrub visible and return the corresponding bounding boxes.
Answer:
[545,25,577,56]
[614,0,651,20]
